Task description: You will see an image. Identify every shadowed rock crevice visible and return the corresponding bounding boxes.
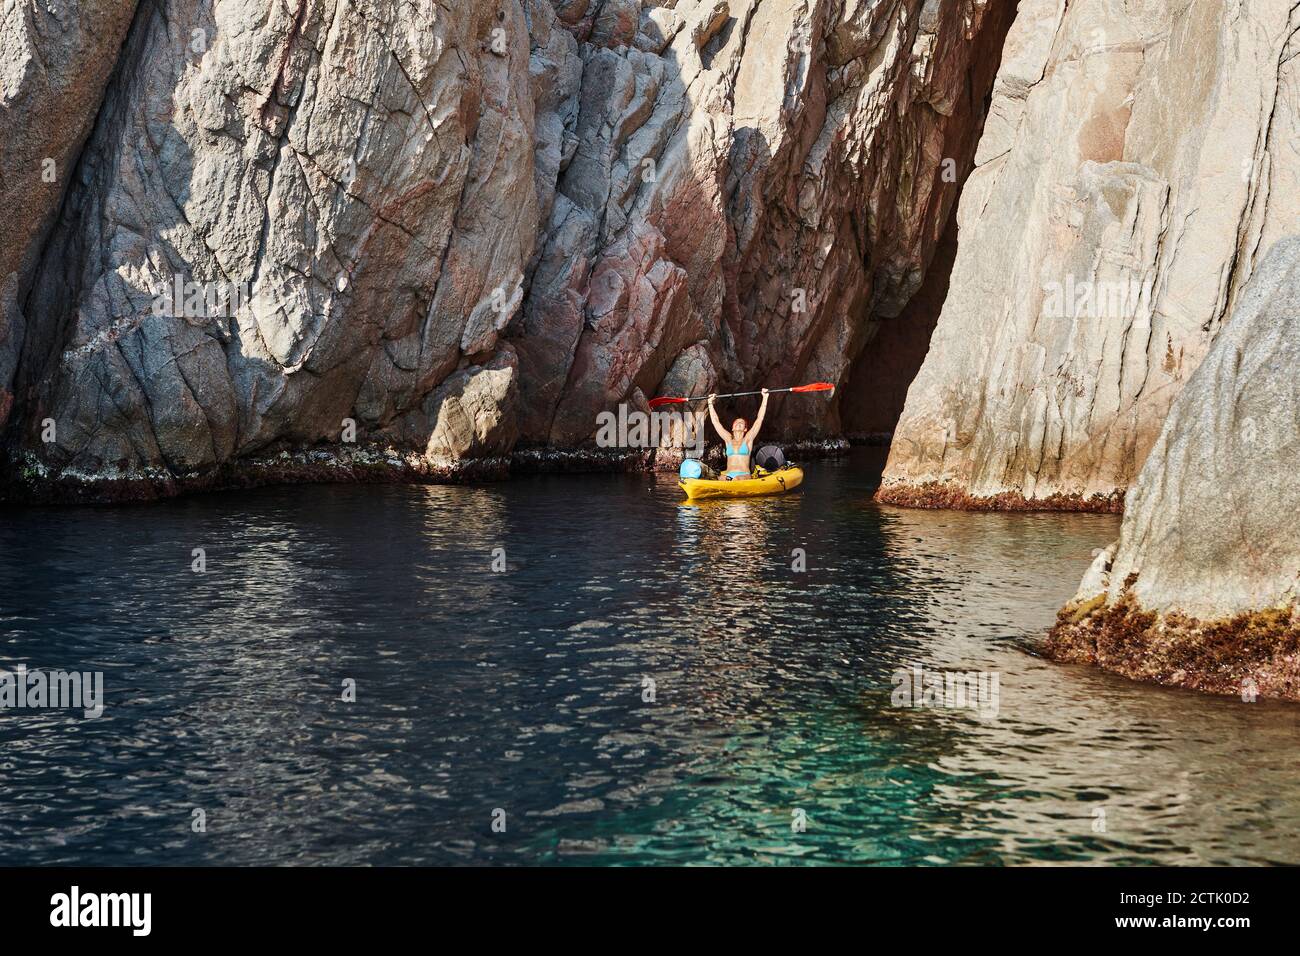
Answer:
[517,0,1023,452]
[841,207,955,441]
[0,0,140,435]
[842,0,1020,443]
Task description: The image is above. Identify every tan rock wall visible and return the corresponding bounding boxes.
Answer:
[880,0,1300,509]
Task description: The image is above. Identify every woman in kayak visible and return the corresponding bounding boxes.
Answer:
[707,388,769,479]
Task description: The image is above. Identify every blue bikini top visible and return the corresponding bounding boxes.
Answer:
[726,442,750,456]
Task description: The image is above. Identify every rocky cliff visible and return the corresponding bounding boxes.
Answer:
[0,0,1015,500]
[878,0,1300,511]
[1047,236,1300,699]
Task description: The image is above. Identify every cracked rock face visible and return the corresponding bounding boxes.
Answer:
[0,0,1013,497]
[10,0,541,482]
[879,0,1300,510]
[1047,236,1300,698]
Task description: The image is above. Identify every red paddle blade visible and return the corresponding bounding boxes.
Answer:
[648,396,688,408]
[790,382,835,393]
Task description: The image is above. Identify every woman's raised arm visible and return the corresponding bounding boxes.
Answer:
[745,389,770,445]
[707,394,729,442]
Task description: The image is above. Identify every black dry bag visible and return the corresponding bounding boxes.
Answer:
[755,445,786,471]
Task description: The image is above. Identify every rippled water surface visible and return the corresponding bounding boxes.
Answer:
[2,448,1297,865]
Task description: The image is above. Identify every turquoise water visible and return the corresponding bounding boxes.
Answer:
[1,448,1297,865]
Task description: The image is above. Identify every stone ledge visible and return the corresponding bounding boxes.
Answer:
[874,480,1125,513]
[0,447,511,505]
[0,437,853,503]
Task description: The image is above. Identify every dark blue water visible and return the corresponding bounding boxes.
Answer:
[2,448,1297,865]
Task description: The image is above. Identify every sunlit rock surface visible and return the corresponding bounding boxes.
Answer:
[1047,237,1300,699]
[879,0,1300,511]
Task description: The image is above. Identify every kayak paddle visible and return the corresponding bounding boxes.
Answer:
[648,382,834,409]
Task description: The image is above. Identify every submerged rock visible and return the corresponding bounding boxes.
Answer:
[879,0,1300,510]
[1047,237,1300,699]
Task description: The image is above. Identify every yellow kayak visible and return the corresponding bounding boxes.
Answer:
[679,466,804,500]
